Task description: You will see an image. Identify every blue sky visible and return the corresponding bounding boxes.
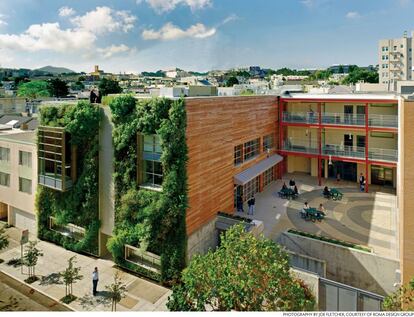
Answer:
[0,0,413,73]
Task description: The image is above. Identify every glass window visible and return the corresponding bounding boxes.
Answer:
[263,134,274,151]
[234,144,243,166]
[0,147,10,162]
[144,135,162,155]
[19,177,32,194]
[143,160,163,187]
[243,176,259,200]
[19,151,32,168]
[244,138,260,161]
[0,172,10,187]
[263,167,274,187]
[394,45,397,50]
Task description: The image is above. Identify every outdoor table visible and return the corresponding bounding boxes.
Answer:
[330,188,343,200]
[279,188,297,199]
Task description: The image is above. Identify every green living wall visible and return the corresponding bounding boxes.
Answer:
[36,101,101,255]
[107,95,188,283]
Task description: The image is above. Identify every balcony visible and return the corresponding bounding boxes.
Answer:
[368,114,398,128]
[368,148,398,162]
[38,173,73,191]
[322,113,365,126]
[282,138,318,154]
[124,244,161,274]
[323,144,366,159]
[282,111,318,124]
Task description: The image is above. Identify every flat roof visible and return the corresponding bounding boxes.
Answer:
[283,93,399,101]
[0,131,36,145]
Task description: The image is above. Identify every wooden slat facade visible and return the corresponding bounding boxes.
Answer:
[185,96,279,235]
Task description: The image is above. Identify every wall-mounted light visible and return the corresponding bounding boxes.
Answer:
[328,155,333,165]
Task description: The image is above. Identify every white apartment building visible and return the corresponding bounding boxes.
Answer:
[378,31,414,88]
[0,131,37,234]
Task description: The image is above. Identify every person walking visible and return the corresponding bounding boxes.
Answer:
[359,173,365,192]
[236,194,244,213]
[92,267,99,296]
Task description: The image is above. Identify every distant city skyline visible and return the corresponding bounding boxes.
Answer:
[0,0,413,73]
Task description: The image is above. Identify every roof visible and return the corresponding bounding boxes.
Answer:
[234,154,283,186]
[26,119,39,131]
[283,93,399,102]
[0,131,36,145]
[0,115,33,128]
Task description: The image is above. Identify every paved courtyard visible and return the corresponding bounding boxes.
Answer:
[0,227,171,311]
[236,173,398,259]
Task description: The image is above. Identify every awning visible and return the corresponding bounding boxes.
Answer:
[234,154,283,186]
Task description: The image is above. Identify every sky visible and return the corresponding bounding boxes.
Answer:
[0,0,413,73]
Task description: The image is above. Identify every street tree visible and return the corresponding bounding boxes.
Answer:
[0,225,9,263]
[48,78,69,97]
[60,256,83,303]
[98,78,122,96]
[105,271,127,312]
[167,224,315,311]
[382,278,414,311]
[23,240,43,282]
[226,76,239,87]
[17,81,51,100]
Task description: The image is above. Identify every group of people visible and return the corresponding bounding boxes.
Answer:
[281,178,299,195]
[236,195,256,215]
[301,202,326,219]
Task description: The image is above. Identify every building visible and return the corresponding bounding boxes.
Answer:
[378,31,414,88]
[0,97,27,115]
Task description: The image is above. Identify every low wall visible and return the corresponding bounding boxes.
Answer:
[278,231,400,296]
[187,217,218,262]
[0,270,73,311]
[291,268,320,309]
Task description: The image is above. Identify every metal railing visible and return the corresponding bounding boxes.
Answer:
[282,111,319,124]
[322,145,366,159]
[322,113,365,126]
[369,148,398,162]
[368,114,398,128]
[282,138,319,154]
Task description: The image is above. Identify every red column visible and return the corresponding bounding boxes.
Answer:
[318,102,322,186]
[365,103,369,193]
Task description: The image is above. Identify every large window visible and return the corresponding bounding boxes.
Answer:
[19,151,32,168]
[0,172,10,187]
[143,160,163,187]
[234,144,243,166]
[142,134,163,188]
[243,176,259,200]
[244,138,260,161]
[263,134,274,152]
[0,147,10,162]
[144,135,162,157]
[19,177,32,194]
[263,167,274,187]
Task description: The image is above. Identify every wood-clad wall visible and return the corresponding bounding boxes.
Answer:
[185,96,279,235]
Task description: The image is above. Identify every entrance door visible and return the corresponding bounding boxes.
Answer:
[234,185,243,208]
[328,161,357,182]
[344,105,353,124]
[371,166,394,187]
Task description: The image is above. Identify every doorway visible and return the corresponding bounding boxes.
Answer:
[357,106,366,125]
[344,105,353,124]
[328,161,357,182]
[371,165,394,187]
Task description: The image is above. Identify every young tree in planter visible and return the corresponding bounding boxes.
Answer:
[382,277,414,311]
[60,256,83,303]
[0,225,9,263]
[167,224,315,311]
[105,271,127,312]
[23,241,43,283]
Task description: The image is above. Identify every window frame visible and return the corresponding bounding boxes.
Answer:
[18,177,32,194]
[0,172,10,187]
[0,147,10,162]
[19,150,32,168]
[263,134,274,152]
[243,138,260,161]
[234,144,243,166]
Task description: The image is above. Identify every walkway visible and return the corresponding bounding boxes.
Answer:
[236,173,398,259]
[0,227,171,311]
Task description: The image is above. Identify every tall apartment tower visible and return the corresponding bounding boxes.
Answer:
[378,31,414,88]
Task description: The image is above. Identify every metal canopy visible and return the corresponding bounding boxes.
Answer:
[234,154,283,186]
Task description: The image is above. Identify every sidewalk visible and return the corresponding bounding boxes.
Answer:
[0,227,171,311]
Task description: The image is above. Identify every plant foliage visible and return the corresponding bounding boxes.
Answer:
[107,96,188,283]
[383,278,414,311]
[36,101,101,255]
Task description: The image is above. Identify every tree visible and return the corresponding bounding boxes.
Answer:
[60,256,83,303]
[17,81,51,100]
[23,240,43,282]
[98,78,122,96]
[71,81,85,91]
[382,278,414,311]
[105,271,127,312]
[0,225,9,263]
[226,76,239,87]
[48,78,69,97]
[167,224,315,311]
[341,66,379,84]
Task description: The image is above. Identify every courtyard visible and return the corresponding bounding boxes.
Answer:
[236,173,398,259]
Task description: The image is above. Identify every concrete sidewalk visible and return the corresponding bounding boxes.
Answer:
[0,227,171,311]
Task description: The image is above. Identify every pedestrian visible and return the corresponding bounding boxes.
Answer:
[248,196,255,215]
[237,194,244,213]
[359,173,365,192]
[92,267,99,296]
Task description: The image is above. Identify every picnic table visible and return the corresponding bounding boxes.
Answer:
[278,188,298,200]
[330,188,343,200]
[301,207,325,222]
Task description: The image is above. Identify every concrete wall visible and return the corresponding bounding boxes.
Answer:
[278,232,399,296]
[187,217,218,262]
[291,268,320,309]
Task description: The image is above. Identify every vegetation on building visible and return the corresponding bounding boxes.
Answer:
[107,95,188,284]
[36,101,101,255]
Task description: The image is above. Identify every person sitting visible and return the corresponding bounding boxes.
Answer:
[282,182,287,190]
[301,202,310,218]
[323,186,330,197]
[289,178,296,189]
[317,203,326,221]
[293,185,299,196]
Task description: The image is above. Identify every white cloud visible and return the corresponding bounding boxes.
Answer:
[346,11,361,19]
[139,0,211,13]
[70,6,136,34]
[58,6,76,17]
[0,14,7,26]
[142,22,216,40]
[221,14,239,26]
[97,44,131,59]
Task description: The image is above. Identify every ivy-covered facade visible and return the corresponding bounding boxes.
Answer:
[36,101,101,256]
[107,96,188,283]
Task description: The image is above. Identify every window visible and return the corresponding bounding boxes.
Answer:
[243,176,259,200]
[0,147,10,162]
[0,172,10,187]
[142,134,163,188]
[263,134,274,151]
[401,44,404,48]
[143,135,162,155]
[234,144,243,165]
[263,167,274,187]
[19,151,32,168]
[143,160,163,187]
[244,138,260,161]
[394,46,397,51]
[19,177,32,194]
